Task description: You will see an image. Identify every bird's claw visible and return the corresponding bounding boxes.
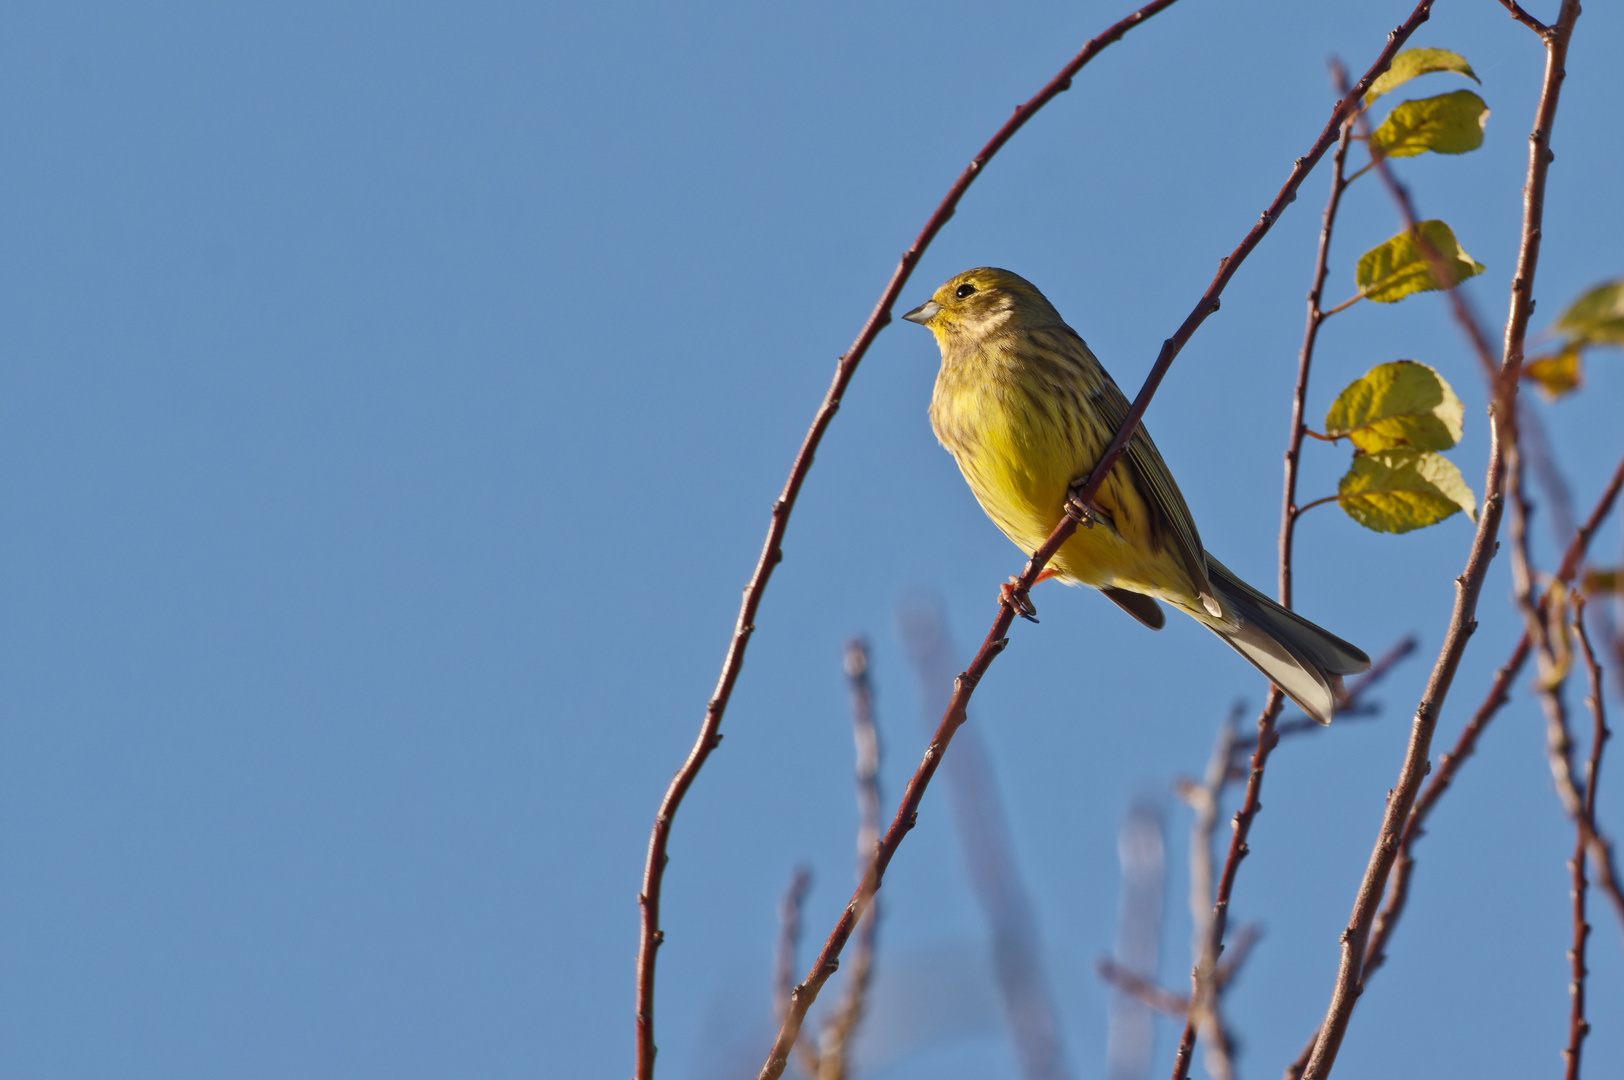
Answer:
[1001,577,1040,623]
[1066,473,1101,528]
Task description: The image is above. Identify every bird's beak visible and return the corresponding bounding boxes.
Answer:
[901,300,940,325]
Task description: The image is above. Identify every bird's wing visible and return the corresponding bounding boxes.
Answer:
[1082,352,1220,616]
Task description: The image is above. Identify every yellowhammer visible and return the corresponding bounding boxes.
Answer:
[904,267,1368,724]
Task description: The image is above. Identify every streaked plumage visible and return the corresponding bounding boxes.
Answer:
[904,267,1368,723]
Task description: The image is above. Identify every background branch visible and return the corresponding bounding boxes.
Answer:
[897,596,1071,1080]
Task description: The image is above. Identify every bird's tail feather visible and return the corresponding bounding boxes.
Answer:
[1203,555,1370,726]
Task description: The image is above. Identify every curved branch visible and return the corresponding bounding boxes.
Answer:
[630,2,1185,1073]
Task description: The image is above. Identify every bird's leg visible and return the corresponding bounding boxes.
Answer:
[999,567,1058,623]
[1065,472,1103,528]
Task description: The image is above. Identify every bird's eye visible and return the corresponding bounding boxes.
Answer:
[955,283,977,299]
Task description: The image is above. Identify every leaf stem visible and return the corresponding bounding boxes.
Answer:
[1322,294,1363,317]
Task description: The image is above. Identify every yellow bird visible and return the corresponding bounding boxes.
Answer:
[903,267,1368,724]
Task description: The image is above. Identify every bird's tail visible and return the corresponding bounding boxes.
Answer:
[1202,555,1370,725]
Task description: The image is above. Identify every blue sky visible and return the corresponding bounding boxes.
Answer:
[2,2,1621,1078]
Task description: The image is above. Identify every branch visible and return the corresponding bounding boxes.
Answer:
[1107,800,1166,1080]
[896,595,1072,1080]
[1098,959,1192,1017]
[1564,598,1606,1079]
[1496,0,1551,36]
[630,1,1185,1071]
[1299,6,1582,1076]
[761,6,1445,1076]
[811,640,886,1080]
[1279,105,1355,607]
[1286,447,1624,1080]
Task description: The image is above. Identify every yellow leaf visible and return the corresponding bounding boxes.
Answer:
[1369,90,1489,158]
[1337,448,1477,533]
[1522,345,1584,400]
[1365,48,1479,104]
[1554,280,1624,346]
[1325,360,1464,452]
[1540,581,1572,689]
[1357,220,1485,303]
[1583,567,1621,594]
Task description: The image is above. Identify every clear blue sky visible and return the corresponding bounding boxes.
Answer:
[2,2,1621,1078]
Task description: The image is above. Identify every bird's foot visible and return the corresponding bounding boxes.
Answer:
[1000,576,1040,623]
[1065,473,1103,528]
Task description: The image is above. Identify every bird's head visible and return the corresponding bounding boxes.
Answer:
[901,267,1064,346]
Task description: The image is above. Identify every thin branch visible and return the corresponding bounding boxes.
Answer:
[775,866,814,1026]
[1284,447,1624,1080]
[812,640,885,1080]
[1098,959,1191,1017]
[897,596,1072,1080]
[1175,711,1242,1080]
[1107,800,1167,1080]
[1496,0,1551,37]
[760,7,1444,1075]
[1299,6,1581,1076]
[630,1,1185,1071]
[1280,108,1355,607]
[1564,598,1606,1080]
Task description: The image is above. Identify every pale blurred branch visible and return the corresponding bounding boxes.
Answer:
[1106,800,1167,1080]
[897,596,1071,1080]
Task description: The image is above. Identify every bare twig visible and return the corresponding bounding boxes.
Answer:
[1099,959,1191,1017]
[1278,97,1355,608]
[896,596,1071,1080]
[811,640,885,1080]
[1107,800,1167,1080]
[1564,598,1607,1079]
[1098,922,1261,1024]
[775,866,814,1027]
[1299,6,1582,1077]
[1176,711,1242,1080]
[631,2,1185,1072]
[762,8,1443,1076]
[1496,0,1551,37]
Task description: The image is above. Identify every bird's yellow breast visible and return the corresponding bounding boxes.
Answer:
[927,334,1185,597]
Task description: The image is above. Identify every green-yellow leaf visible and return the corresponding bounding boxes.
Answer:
[1325,360,1464,451]
[1356,220,1485,303]
[1584,567,1622,594]
[1365,48,1479,104]
[1337,448,1476,533]
[1554,280,1624,346]
[1369,90,1489,158]
[1522,345,1584,400]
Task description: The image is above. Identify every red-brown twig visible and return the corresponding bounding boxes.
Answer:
[630,2,1185,1072]
[1278,82,1355,609]
[1497,0,1551,37]
[759,8,1442,1077]
[1565,598,1606,1080]
[810,640,885,1080]
[1298,5,1581,1077]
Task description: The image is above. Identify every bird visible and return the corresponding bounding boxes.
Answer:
[902,267,1368,724]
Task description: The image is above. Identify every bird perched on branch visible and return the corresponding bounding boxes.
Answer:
[903,267,1368,724]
